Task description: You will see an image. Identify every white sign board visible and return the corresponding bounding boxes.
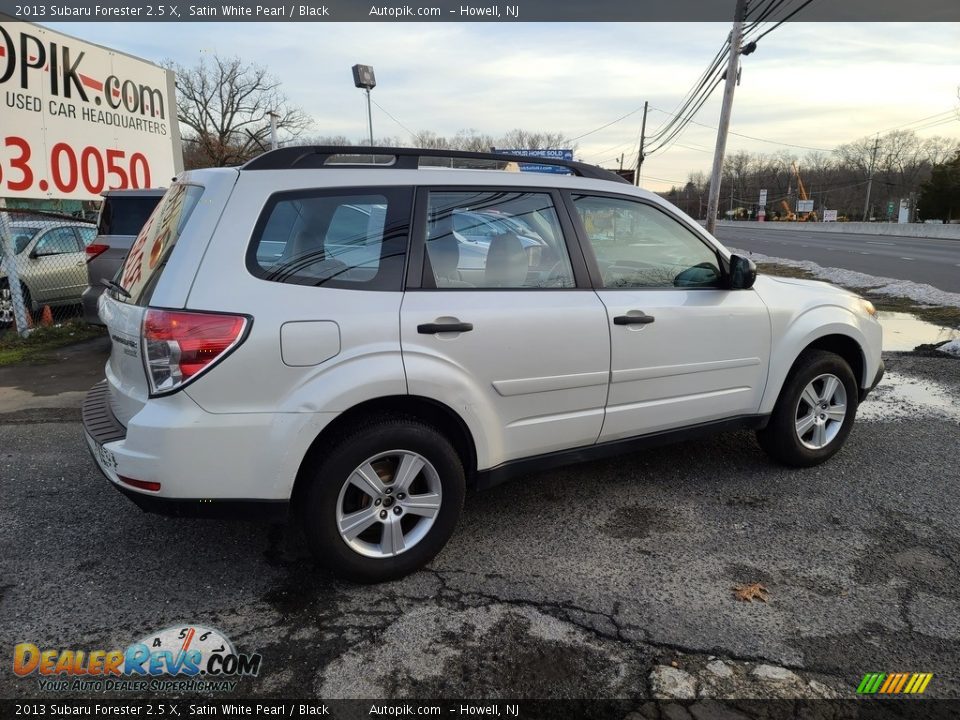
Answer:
[758,189,767,205]
[822,209,838,222]
[0,19,182,201]
[796,199,815,213]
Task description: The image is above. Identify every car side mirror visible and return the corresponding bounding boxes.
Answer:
[729,254,757,290]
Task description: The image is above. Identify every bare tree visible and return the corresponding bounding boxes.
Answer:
[165,55,312,169]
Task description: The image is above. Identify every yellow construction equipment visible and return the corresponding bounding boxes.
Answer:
[777,162,818,221]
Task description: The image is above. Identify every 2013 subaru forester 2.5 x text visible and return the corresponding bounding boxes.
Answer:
[82,147,884,583]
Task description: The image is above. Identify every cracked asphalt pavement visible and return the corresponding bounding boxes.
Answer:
[1,339,959,703]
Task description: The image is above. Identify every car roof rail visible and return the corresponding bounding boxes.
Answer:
[241,146,631,184]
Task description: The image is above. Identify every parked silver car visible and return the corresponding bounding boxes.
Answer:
[1,220,96,323]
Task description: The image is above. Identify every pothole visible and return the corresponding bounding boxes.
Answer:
[858,370,960,422]
[878,311,960,352]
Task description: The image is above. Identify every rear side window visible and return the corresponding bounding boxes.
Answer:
[247,187,411,291]
[97,196,163,236]
[35,227,81,255]
[118,184,204,304]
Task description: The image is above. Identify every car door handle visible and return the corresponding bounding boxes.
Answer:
[418,322,474,334]
[613,313,655,325]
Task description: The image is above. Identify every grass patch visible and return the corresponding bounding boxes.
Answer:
[0,320,106,366]
[758,261,960,330]
[756,262,817,281]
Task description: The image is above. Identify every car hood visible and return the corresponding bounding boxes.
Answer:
[756,273,853,297]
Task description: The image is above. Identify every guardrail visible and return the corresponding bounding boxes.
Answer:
[713,220,960,240]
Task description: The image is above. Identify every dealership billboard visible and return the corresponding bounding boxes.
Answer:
[0,18,182,202]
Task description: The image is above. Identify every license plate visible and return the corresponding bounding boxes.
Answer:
[89,435,118,472]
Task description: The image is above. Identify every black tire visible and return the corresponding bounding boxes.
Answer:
[756,349,859,468]
[298,417,465,583]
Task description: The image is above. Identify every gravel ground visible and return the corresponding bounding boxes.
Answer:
[1,348,958,708]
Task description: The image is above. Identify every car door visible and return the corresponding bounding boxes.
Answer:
[568,193,771,443]
[27,227,84,302]
[401,188,611,469]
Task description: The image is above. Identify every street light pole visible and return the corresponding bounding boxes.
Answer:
[705,0,748,235]
[352,64,377,146]
[365,88,374,146]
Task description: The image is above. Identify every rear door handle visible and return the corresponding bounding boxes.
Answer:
[613,313,655,325]
[418,322,474,334]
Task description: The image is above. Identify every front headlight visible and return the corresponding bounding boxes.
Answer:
[860,299,877,317]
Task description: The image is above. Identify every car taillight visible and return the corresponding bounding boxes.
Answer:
[142,309,248,395]
[86,243,110,262]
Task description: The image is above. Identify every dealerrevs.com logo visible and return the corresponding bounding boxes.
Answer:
[14,625,262,693]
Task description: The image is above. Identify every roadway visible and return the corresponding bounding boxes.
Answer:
[713,225,960,294]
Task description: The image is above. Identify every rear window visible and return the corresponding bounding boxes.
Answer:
[117,184,204,304]
[247,187,411,291]
[97,195,163,236]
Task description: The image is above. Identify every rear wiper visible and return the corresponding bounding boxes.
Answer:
[101,278,131,299]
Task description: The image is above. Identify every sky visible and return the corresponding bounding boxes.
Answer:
[42,21,960,191]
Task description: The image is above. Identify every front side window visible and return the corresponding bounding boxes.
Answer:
[34,228,81,256]
[248,188,409,290]
[424,190,575,289]
[573,195,722,289]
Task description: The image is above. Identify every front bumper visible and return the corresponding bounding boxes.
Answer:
[859,358,885,403]
[81,380,289,520]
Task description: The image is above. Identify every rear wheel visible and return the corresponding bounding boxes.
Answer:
[299,417,465,583]
[757,349,858,467]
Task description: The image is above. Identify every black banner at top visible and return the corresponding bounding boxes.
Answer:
[1,0,959,22]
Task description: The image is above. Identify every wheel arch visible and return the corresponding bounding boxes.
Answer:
[291,395,478,506]
[761,320,870,415]
[800,334,865,388]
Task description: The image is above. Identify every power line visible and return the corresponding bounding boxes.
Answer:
[648,106,834,152]
[371,98,421,142]
[752,0,820,41]
[563,104,650,143]
[873,108,959,135]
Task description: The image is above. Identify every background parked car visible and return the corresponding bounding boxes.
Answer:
[1,218,97,325]
[82,189,165,324]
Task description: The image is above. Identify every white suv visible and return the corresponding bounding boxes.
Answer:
[83,147,883,583]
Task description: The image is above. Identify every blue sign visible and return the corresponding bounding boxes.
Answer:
[495,148,574,175]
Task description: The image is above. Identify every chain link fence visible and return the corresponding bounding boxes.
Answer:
[0,209,98,337]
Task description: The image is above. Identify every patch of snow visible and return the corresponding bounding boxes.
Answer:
[730,248,960,309]
[939,339,960,357]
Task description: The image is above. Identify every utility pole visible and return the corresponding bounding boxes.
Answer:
[705,0,748,234]
[862,136,880,222]
[635,101,648,187]
[268,111,279,150]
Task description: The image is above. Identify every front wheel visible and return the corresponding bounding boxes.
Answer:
[299,417,465,583]
[756,349,859,467]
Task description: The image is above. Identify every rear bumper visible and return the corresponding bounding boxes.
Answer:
[81,285,104,325]
[82,380,294,520]
[860,358,885,403]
